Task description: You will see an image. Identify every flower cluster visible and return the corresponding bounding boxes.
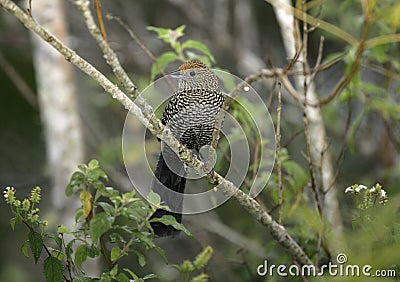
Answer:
[3,186,43,225]
[3,186,16,205]
[30,186,41,203]
[345,183,388,204]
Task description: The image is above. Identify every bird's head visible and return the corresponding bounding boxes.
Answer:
[170,60,219,91]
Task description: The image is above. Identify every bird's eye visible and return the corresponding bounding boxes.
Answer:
[189,71,196,77]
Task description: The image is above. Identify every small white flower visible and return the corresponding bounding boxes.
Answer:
[355,185,367,193]
[345,186,354,193]
[369,187,376,193]
[3,186,15,198]
[380,189,386,198]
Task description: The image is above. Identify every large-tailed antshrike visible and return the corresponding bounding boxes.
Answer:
[150,61,224,237]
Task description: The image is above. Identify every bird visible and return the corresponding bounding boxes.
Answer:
[150,60,224,237]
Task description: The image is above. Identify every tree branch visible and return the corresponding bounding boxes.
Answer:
[0,0,312,265]
[270,0,344,251]
[0,50,37,109]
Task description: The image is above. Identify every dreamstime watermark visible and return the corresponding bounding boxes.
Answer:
[256,253,397,278]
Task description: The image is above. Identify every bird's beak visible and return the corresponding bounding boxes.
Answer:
[169,70,184,79]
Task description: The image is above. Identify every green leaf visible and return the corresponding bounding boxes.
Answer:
[99,273,112,282]
[155,246,168,264]
[88,159,99,169]
[147,191,161,207]
[193,246,213,269]
[85,244,100,258]
[87,170,100,182]
[283,160,309,189]
[110,264,118,277]
[66,239,76,259]
[87,167,108,183]
[10,217,16,230]
[46,233,62,250]
[148,25,185,46]
[28,231,43,264]
[97,202,115,216]
[74,277,96,282]
[150,215,192,237]
[109,232,126,244]
[21,241,29,258]
[49,248,64,260]
[75,209,84,223]
[150,51,178,81]
[110,246,121,262]
[90,212,112,243]
[147,26,170,39]
[123,268,140,281]
[115,273,129,282]
[182,40,215,63]
[57,225,71,234]
[190,273,209,282]
[122,207,146,223]
[175,25,186,37]
[95,185,118,201]
[173,260,194,273]
[143,273,160,280]
[78,164,88,172]
[43,256,64,282]
[132,230,156,250]
[123,190,136,199]
[133,250,146,267]
[65,184,74,197]
[67,171,86,194]
[75,244,87,270]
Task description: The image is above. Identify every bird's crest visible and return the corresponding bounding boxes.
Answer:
[178,60,208,71]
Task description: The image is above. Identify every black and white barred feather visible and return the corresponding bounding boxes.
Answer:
[150,61,224,237]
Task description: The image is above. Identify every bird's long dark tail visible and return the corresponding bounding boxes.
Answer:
[150,146,186,237]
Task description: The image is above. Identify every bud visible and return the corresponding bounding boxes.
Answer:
[194,246,213,269]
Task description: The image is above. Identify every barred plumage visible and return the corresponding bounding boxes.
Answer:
[162,88,224,150]
[150,61,224,237]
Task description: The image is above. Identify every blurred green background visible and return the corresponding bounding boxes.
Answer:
[0,0,399,281]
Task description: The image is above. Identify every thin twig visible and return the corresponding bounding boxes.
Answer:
[220,149,253,189]
[300,0,322,218]
[276,71,301,104]
[283,45,302,75]
[309,36,324,82]
[314,4,371,106]
[266,0,358,46]
[302,111,322,219]
[252,139,260,181]
[27,0,32,16]
[61,233,74,281]
[100,234,112,269]
[0,51,37,109]
[327,98,352,194]
[94,0,107,41]
[106,14,169,80]
[277,83,283,224]
[265,78,277,108]
[283,128,303,147]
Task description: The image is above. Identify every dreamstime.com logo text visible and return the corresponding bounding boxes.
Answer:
[256,253,397,278]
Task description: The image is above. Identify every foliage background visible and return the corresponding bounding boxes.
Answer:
[0,0,399,281]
